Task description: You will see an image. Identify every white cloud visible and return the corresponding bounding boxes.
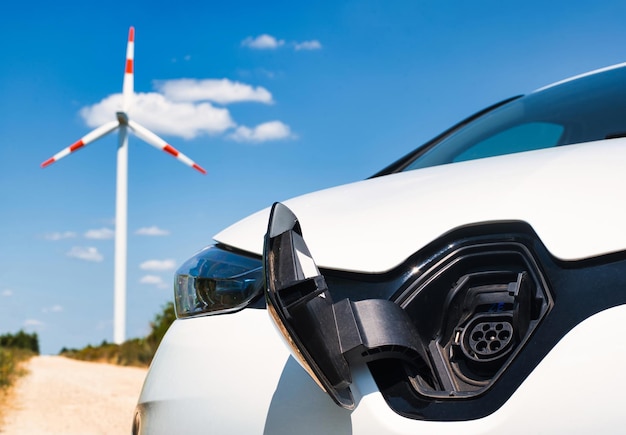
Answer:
[135,226,170,236]
[80,76,293,143]
[1,289,12,297]
[229,121,294,143]
[24,319,44,327]
[80,92,235,140]
[140,275,163,285]
[42,305,63,313]
[67,246,104,262]
[84,227,115,240]
[140,259,177,271]
[44,231,77,241]
[170,55,192,63]
[242,34,285,49]
[242,34,322,51]
[255,68,277,79]
[236,68,278,80]
[140,275,169,289]
[104,217,116,226]
[294,40,322,51]
[155,79,273,104]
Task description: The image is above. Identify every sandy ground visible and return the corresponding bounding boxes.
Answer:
[0,355,147,435]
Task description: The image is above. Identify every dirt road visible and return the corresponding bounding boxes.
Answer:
[0,355,147,434]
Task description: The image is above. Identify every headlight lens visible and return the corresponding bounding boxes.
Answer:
[174,245,263,318]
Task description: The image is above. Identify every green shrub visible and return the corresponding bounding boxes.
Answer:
[0,348,16,389]
[0,331,39,389]
[146,301,176,350]
[0,347,34,389]
[0,330,39,354]
[118,338,153,366]
[60,302,176,367]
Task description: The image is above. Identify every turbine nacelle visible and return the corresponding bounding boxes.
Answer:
[116,111,129,125]
[41,27,206,175]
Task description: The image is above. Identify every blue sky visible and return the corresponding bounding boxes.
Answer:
[2,0,626,354]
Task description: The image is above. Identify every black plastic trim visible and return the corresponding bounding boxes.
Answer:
[256,212,626,420]
[365,222,626,421]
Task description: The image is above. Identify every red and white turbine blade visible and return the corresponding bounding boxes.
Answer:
[122,26,135,112]
[41,121,119,168]
[128,120,207,174]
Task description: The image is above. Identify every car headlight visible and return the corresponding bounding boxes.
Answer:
[174,245,263,318]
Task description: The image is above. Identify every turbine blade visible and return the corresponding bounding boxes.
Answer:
[41,121,119,168]
[128,120,207,174]
[122,26,135,112]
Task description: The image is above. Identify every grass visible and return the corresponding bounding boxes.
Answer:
[60,338,155,367]
[0,347,36,389]
[0,301,175,428]
[0,347,35,426]
[60,301,176,368]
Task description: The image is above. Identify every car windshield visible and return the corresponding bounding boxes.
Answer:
[399,64,626,172]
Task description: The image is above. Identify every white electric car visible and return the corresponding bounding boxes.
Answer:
[134,63,626,434]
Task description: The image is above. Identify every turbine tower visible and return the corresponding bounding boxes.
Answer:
[41,27,206,344]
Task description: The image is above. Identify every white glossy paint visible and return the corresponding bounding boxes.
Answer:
[138,304,626,434]
[532,61,626,93]
[349,304,626,434]
[140,64,626,434]
[215,139,626,273]
[137,309,352,434]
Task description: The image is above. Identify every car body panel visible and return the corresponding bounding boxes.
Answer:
[138,63,626,433]
[215,139,626,273]
[136,309,352,434]
[137,304,626,434]
[349,303,626,434]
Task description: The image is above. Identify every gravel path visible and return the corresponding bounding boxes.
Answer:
[0,355,147,434]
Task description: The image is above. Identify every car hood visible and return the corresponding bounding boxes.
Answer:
[215,139,626,273]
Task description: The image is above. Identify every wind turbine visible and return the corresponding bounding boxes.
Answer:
[41,27,206,345]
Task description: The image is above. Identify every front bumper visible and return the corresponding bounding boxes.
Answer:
[134,309,350,434]
[136,304,626,434]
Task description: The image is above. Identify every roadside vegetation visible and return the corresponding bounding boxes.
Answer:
[0,330,39,424]
[60,301,176,367]
[0,330,39,388]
